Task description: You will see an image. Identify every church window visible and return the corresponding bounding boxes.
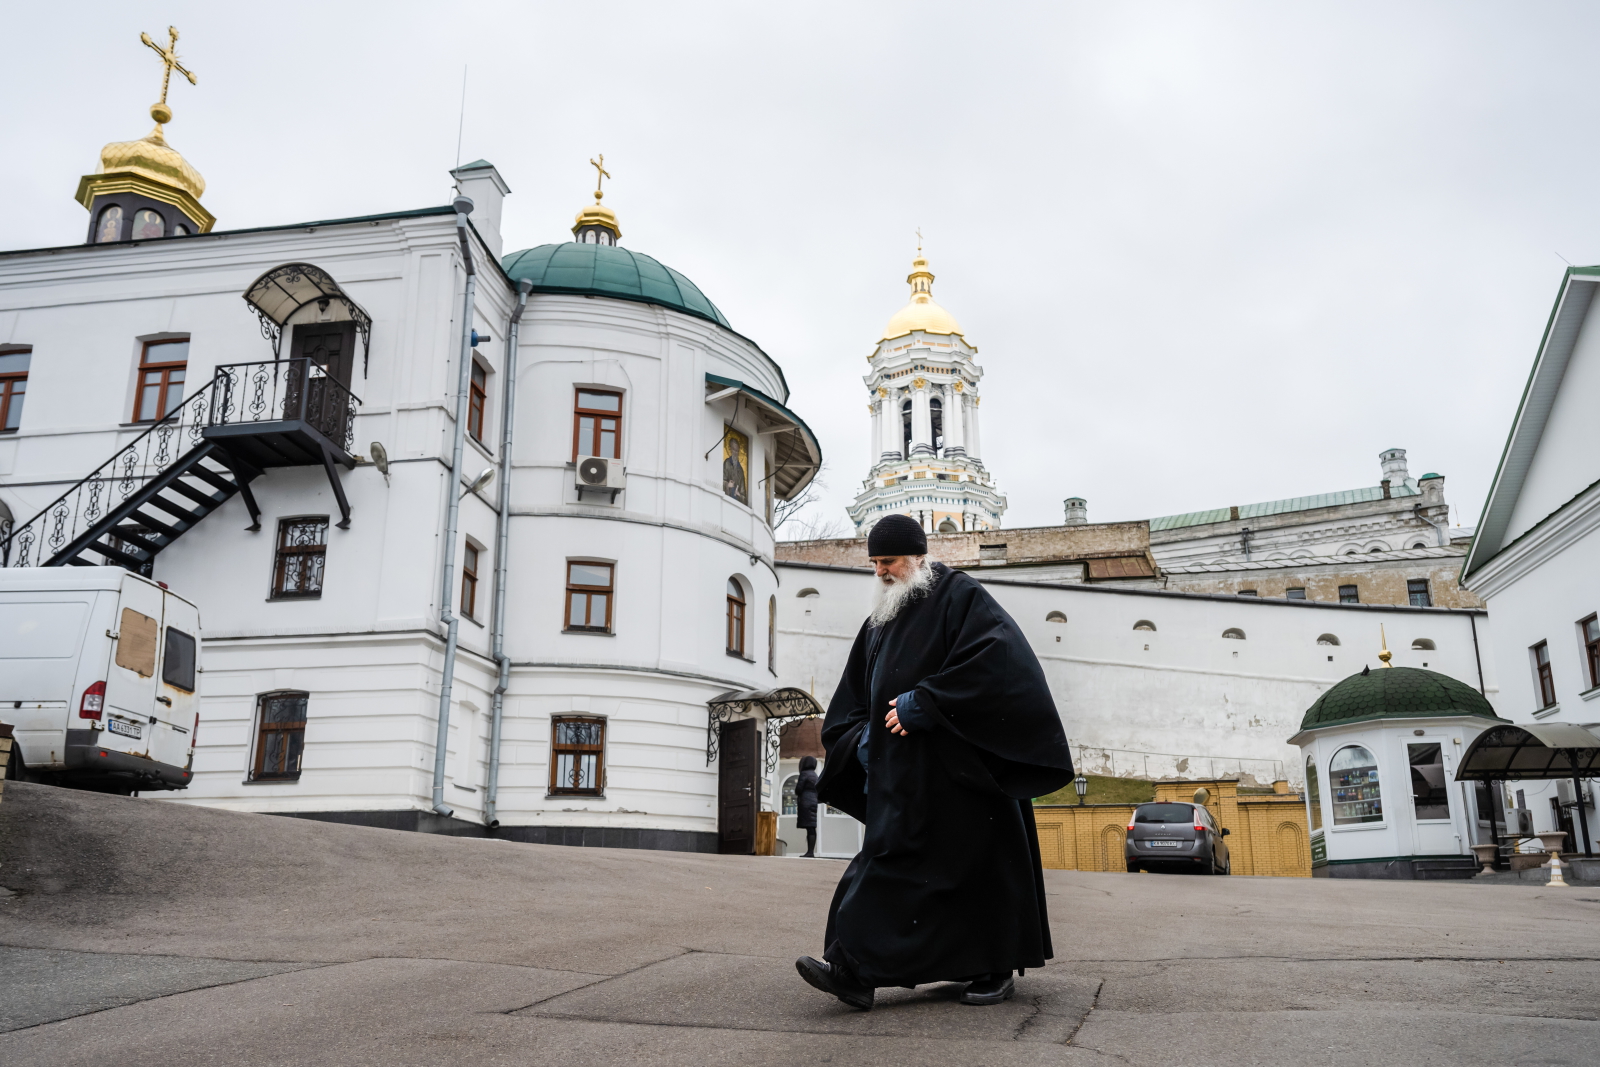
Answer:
[901,399,913,456]
[460,541,480,620]
[1317,634,1340,646]
[727,578,747,657]
[1532,641,1556,708]
[722,426,750,505]
[549,716,606,796]
[1286,587,1307,600]
[134,339,189,423]
[1407,579,1432,608]
[133,208,165,240]
[0,348,29,433]
[1582,615,1600,690]
[1132,620,1156,632]
[96,204,123,243]
[1339,585,1360,604]
[271,517,328,599]
[1221,628,1246,640]
[929,397,943,450]
[1328,745,1383,825]
[564,561,614,633]
[467,360,488,443]
[573,389,622,460]
[1305,756,1323,832]
[1411,638,1436,651]
[250,691,309,782]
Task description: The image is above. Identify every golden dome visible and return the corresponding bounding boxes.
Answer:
[572,191,622,241]
[96,124,206,200]
[880,252,964,341]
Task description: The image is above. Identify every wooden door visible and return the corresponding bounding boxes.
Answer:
[290,322,357,387]
[718,718,758,854]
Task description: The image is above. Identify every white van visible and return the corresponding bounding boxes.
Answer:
[0,567,200,791]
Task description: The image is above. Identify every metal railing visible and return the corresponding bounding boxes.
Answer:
[210,358,359,454]
[2,383,216,567]
[2,360,363,568]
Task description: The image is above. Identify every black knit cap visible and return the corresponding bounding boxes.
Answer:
[866,514,928,557]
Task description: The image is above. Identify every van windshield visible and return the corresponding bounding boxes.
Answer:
[1134,804,1194,824]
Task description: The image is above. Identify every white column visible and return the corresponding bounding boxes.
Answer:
[910,382,933,456]
[965,394,981,460]
[945,385,966,454]
[880,390,902,460]
[869,396,882,467]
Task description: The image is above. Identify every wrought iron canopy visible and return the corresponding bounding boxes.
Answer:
[242,262,373,375]
[706,686,824,769]
[1455,723,1600,781]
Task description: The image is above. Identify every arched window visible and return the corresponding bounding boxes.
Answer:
[1046,611,1067,623]
[96,204,123,243]
[796,588,820,598]
[937,517,957,533]
[1317,634,1341,646]
[1411,638,1436,650]
[1222,627,1246,640]
[901,399,913,456]
[1133,620,1156,632]
[1328,745,1383,825]
[1305,755,1323,832]
[929,397,943,450]
[726,578,746,657]
[1410,541,1428,550]
[173,223,190,237]
[781,774,800,816]
[1365,541,1390,553]
[133,208,165,240]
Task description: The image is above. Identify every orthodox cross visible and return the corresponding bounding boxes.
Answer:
[590,154,611,198]
[141,26,197,106]
[916,227,923,253]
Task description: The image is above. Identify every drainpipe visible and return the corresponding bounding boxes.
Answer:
[431,194,480,819]
[1414,504,1449,547]
[1240,526,1252,562]
[485,277,532,829]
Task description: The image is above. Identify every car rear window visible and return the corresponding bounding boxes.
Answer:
[163,627,197,692]
[1134,803,1194,824]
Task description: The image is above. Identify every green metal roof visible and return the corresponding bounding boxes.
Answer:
[1299,666,1503,732]
[501,243,731,329]
[1151,483,1421,532]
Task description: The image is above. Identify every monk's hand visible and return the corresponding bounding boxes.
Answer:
[886,696,910,736]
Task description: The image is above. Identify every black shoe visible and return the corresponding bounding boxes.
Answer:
[960,973,1015,1005]
[795,956,874,1010]
[801,852,815,858]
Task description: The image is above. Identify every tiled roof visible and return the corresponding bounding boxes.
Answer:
[1300,666,1501,731]
[1151,483,1421,532]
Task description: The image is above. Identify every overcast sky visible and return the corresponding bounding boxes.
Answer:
[10,2,1599,536]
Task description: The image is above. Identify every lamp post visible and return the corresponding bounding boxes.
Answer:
[1074,774,1089,806]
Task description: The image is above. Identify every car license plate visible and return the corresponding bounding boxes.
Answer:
[1149,840,1181,847]
[107,719,142,739]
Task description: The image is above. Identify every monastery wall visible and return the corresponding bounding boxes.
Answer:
[1163,555,1484,609]
[777,519,1151,570]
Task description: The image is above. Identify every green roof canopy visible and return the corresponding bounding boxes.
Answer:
[501,244,730,329]
[1299,666,1503,732]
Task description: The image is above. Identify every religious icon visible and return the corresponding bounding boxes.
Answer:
[723,426,749,504]
[134,209,165,240]
[97,205,123,244]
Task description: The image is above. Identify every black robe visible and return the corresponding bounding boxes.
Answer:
[816,563,1073,987]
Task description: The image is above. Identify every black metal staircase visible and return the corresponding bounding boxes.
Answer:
[2,359,360,571]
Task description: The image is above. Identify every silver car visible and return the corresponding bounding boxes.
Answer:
[1124,801,1231,875]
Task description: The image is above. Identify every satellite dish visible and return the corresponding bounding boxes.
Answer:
[369,441,389,476]
[463,466,495,497]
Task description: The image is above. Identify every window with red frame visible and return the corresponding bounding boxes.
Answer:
[468,361,488,442]
[0,348,29,433]
[572,389,622,459]
[134,339,189,423]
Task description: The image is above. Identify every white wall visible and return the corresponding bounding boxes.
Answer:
[777,562,1500,787]
[1504,306,1600,546]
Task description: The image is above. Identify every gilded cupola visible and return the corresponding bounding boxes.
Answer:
[880,247,964,341]
[75,27,215,244]
[572,154,622,245]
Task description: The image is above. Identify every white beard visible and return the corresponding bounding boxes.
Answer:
[869,557,935,627]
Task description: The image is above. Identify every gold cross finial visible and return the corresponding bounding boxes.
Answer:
[590,154,611,201]
[141,27,196,112]
[1378,624,1393,668]
[916,227,923,254]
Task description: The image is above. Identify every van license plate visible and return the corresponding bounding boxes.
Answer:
[107,719,142,739]
[1149,840,1181,847]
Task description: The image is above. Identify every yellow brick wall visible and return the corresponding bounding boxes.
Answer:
[1035,777,1311,877]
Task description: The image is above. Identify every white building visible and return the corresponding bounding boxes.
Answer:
[0,83,821,853]
[1462,263,1600,853]
[777,560,1499,789]
[846,250,1006,535]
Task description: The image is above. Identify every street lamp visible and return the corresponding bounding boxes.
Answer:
[1073,774,1089,805]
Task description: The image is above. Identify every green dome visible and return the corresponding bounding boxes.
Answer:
[501,244,731,329]
[1300,666,1503,732]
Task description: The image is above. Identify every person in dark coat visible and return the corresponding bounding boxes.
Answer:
[795,514,1073,1011]
[794,754,820,857]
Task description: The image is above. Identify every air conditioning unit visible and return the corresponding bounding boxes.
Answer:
[575,455,625,496]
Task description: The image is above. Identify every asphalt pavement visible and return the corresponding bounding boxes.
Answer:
[1,780,1597,1066]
